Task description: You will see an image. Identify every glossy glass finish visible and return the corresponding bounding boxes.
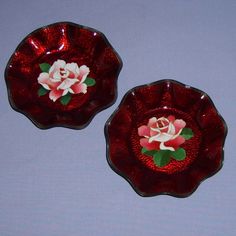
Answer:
[5,22,122,129]
[105,80,227,197]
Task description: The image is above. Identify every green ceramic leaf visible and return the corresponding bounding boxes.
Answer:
[141,147,157,156]
[171,148,186,161]
[180,128,194,140]
[60,93,71,105]
[153,150,171,167]
[84,77,96,86]
[39,63,51,73]
[38,87,49,96]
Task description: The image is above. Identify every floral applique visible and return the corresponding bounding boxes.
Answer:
[37,59,95,105]
[138,116,194,167]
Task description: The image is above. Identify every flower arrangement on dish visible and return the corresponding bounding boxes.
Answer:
[5,22,122,129]
[105,80,227,197]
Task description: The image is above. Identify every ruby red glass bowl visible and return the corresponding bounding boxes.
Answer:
[5,22,122,129]
[105,80,227,197]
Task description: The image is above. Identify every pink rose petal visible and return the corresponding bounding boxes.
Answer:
[173,119,186,134]
[38,72,60,90]
[71,83,87,94]
[138,125,150,137]
[65,63,79,78]
[49,89,64,102]
[140,138,160,151]
[168,115,175,122]
[148,117,157,127]
[57,78,78,90]
[49,59,66,78]
[38,72,50,90]
[164,136,185,150]
[78,65,90,83]
[150,129,159,136]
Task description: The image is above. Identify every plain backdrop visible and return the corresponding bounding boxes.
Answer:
[0,0,235,235]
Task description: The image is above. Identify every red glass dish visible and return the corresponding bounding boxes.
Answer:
[105,80,227,197]
[5,22,122,129]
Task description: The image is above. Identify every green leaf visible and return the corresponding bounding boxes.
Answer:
[39,63,51,73]
[84,77,96,86]
[60,93,72,105]
[141,147,158,157]
[153,150,171,167]
[180,128,194,140]
[38,87,49,96]
[171,148,186,161]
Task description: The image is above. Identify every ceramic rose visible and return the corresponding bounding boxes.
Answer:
[138,116,194,167]
[37,59,96,105]
[138,116,186,151]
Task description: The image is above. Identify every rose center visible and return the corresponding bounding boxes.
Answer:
[60,68,69,78]
[157,119,169,129]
